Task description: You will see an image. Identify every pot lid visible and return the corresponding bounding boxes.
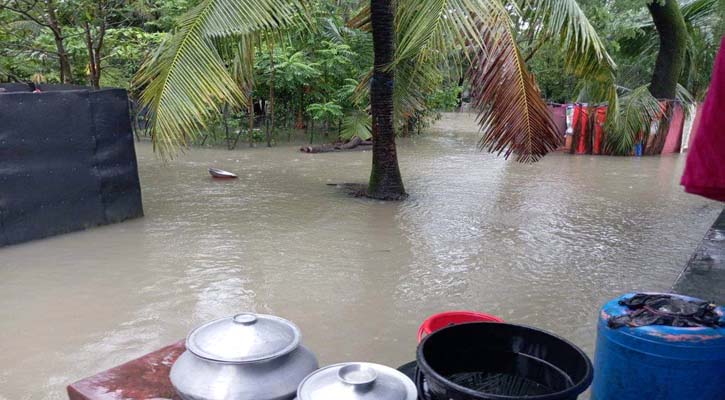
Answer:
[186,313,301,363]
[297,362,417,400]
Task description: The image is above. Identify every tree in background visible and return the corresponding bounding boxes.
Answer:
[134,0,615,200]
[559,0,721,154]
[366,0,404,198]
[1,0,73,83]
[0,0,179,87]
[647,0,689,99]
[625,0,722,100]
[3,0,719,196]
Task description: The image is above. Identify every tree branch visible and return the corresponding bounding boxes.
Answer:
[0,1,52,28]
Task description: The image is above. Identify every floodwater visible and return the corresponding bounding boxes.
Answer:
[0,113,721,400]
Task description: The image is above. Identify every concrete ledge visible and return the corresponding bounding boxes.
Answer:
[673,208,725,305]
[67,341,184,400]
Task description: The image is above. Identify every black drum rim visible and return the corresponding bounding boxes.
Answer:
[416,322,594,400]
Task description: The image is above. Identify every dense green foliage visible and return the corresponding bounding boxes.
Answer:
[0,0,191,87]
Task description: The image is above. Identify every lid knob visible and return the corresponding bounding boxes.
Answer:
[338,364,377,392]
[233,313,258,325]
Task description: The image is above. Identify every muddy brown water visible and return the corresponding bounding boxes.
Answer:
[0,113,721,400]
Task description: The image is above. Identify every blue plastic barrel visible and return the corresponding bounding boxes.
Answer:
[634,143,644,156]
[592,293,725,400]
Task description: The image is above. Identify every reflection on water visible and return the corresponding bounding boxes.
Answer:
[0,113,720,400]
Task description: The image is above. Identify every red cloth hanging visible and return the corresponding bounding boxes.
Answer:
[576,105,589,154]
[593,106,607,155]
[571,104,581,133]
[681,36,725,201]
[662,103,685,154]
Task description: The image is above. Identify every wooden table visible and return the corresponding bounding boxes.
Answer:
[67,341,184,400]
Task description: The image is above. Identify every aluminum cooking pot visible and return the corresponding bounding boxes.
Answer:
[170,313,319,400]
[296,362,417,400]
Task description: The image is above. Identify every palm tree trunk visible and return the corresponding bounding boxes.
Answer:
[367,0,406,200]
[248,91,255,147]
[648,0,688,99]
[267,39,275,148]
[222,103,231,149]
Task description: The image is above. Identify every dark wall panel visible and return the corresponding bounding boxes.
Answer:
[90,90,144,223]
[0,87,143,246]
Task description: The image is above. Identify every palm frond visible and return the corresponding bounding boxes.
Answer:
[201,0,307,38]
[132,0,307,158]
[222,34,258,92]
[604,85,662,155]
[393,59,446,123]
[395,0,613,161]
[676,83,695,105]
[522,0,616,78]
[470,18,562,162]
[675,83,696,119]
[340,111,372,141]
[321,18,349,44]
[395,0,494,65]
[347,4,371,31]
[682,0,720,26]
[380,0,493,129]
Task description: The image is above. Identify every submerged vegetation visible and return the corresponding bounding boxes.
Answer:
[1,0,722,197]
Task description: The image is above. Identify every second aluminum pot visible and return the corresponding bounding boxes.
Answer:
[297,362,417,400]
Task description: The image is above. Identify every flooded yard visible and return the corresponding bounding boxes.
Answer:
[0,113,721,400]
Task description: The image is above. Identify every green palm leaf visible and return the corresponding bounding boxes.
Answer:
[132,0,306,158]
[216,34,259,92]
[341,111,373,141]
[395,0,495,64]
[522,0,616,78]
[604,85,662,155]
[393,0,497,122]
[524,0,619,125]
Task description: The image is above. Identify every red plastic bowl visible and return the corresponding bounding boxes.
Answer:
[417,311,504,342]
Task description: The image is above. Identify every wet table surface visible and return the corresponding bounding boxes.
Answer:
[67,341,184,400]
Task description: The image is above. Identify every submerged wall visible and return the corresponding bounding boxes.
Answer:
[0,85,143,247]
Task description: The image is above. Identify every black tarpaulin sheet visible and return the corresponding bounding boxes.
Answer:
[0,86,143,246]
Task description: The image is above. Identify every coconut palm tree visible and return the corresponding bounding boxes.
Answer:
[134,0,615,200]
[620,0,720,100]
[367,0,404,199]
[590,0,720,155]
